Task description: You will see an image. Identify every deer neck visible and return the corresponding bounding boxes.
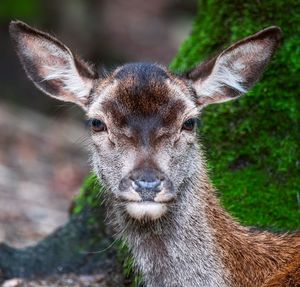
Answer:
[107,171,229,287]
[107,170,298,287]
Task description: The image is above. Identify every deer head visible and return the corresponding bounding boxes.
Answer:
[9,21,281,221]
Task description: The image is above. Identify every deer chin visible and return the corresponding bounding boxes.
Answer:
[126,202,168,220]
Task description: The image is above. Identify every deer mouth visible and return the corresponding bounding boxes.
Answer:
[125,202,168,220]
[118,187,176,203]
[119,188,175,220]
[118,169,175,220]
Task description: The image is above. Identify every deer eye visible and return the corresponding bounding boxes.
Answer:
[89,118,107,132]
[182,118,197,131]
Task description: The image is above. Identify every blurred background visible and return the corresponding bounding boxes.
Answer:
[0,0,196,248]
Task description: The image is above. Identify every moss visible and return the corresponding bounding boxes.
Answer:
[171,0,300,230]
[0,0,42,22]
[73,173,102,216]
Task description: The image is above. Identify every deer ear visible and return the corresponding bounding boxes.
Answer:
[186,27,282,107]
[9,21,98,109]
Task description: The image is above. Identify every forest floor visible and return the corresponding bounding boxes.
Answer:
[0,102,89,248]
[2,274,109,287]
[0,102,100,286]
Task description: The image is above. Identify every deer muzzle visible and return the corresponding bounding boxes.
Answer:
[118,168,175,220]
[119,168,175,202]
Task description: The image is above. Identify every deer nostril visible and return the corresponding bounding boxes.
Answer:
[134,179,161,190]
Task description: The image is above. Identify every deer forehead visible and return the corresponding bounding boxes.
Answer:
[87,63,197,130]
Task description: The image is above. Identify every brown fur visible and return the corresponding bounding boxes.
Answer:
[261,253,300,287]
[112,63,177,118]
[206,191,300,286]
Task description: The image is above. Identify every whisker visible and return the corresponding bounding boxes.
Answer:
[80,237,119,254]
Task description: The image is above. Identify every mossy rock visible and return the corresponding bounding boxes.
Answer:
[0,175,124,286]
[73,175,142,286]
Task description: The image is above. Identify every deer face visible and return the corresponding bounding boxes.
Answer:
[87,63,201,220]
[9,21,281,220]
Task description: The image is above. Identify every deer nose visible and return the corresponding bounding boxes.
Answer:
[129,169,164,201]
[118,168,175,202]
[134,179,161,190]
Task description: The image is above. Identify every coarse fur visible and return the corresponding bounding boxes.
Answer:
[9,21,300,287]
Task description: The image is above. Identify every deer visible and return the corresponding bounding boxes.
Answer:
[9,21,300,287]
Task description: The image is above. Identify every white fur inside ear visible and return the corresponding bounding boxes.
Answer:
[204,63,247,95]
[126,202,167,220]
[43,63,92,99]
[196,41,270,100]
[197,61,247,99]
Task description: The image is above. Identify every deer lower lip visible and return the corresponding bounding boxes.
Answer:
[126,202,168,220]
